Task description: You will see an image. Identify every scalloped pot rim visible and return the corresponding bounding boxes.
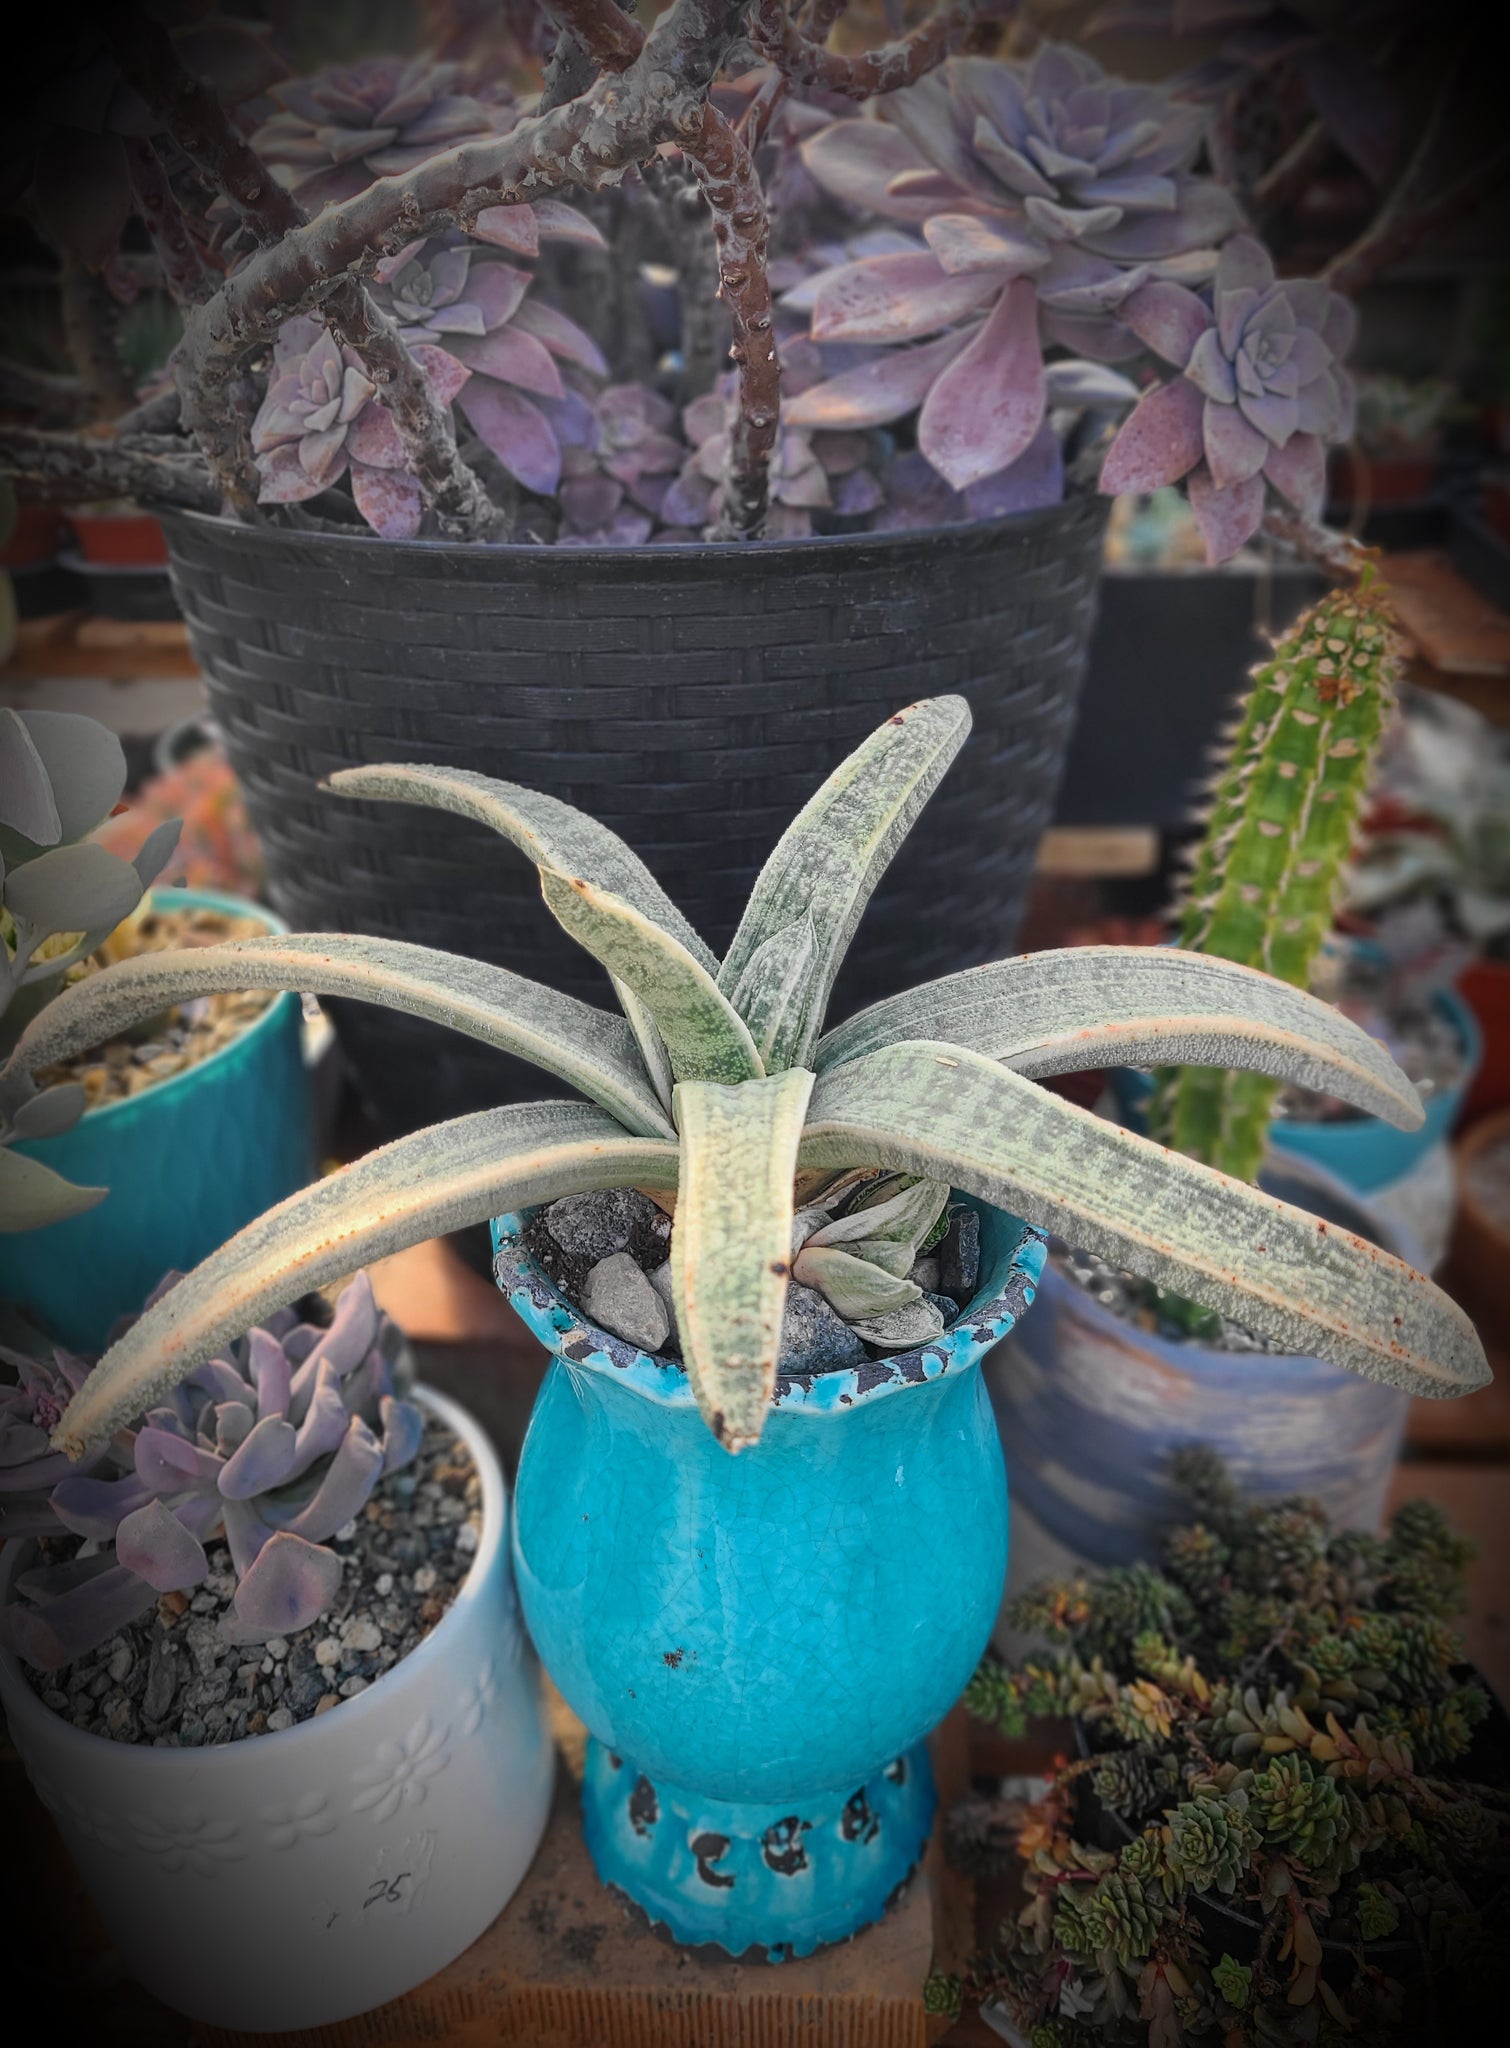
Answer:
[160,490,1101,563]
[491,1199,1047,1419]
[0,1383,503,1769]
[58,887,298,1136]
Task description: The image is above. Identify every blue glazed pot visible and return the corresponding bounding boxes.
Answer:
[0,889,311,1352]
[495,1199,1045,1960]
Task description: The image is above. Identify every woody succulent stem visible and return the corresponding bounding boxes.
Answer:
[750,0,995,99]
[58,255,133,423]
[1149,571,1401,1181]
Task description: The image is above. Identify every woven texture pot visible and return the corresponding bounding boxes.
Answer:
[163,502,1107,1140]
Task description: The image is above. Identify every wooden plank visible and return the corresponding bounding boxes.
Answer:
[1,615,201,683]
[1384,550,1510,678]
[1034,826,1160,878]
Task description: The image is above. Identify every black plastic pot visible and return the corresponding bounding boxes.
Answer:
[1053,557,1323,829]
[162,499,1108,1140]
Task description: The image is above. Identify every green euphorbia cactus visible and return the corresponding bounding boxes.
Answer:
[5,695,1487,1465]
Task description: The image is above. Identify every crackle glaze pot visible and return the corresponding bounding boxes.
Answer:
[495,1198,1045,1960]
[0,1388,552,2033]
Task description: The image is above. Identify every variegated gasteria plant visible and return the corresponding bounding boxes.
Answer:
[5,698,1488,1463]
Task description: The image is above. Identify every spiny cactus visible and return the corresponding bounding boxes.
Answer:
[0,1272,422,1670]
[1149,566,1401,1183]
[1,708,181,1232]
[1,696,1485,1470]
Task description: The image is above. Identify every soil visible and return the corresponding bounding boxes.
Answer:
[35,903,275,1110]
[17,1418,478,1748]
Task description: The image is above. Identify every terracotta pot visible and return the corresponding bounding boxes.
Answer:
[1458,957,1510,1126]
[0,502,66,569]
[1450,1106,1510,1331]
[67,507,169,567]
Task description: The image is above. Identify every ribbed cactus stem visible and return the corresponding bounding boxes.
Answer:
[1149,566,1402,1184]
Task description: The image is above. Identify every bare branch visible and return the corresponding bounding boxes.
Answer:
[1323,141,1510,298]
[543,0,647,73]
[0,426,218,513]
[0,363,87,428]
[171,1,756,517]
[1251,116,1330,219]
[1260,506,1371,584]
[97,0,501,537]
[750,0,996,98]
[124,140,217,308]
[681,103,779,535]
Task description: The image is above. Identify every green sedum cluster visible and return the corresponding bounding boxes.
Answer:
[962,1450,1508,2043]
[1149,568,1400,1188]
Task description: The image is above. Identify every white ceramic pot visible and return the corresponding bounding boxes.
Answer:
[0,1386,553,2034]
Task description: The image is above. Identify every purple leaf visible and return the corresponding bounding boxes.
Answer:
[219,1414,299,1499]
[1040,309,1146,362]
[256,443,337,505]
[221,1495,272,1579]
[50,1469,154,1540]
[1204,396,1269,486]
[1263,432,1326,520]
[1238,386,1299,446]
[350,459,423,539]
[472,204,539,254]
[457,383,562,495]
[919,277,1046,492]
[228,1532,343,1643]
[249,1328,291,1419]
[1098,374,1205,493]
[0,1562,157,1672]
[134,1425,224,1494]
[561,472,625,532]
[379,1396,425,1475]
[510,299,609,377]
[800,120,943,221]
[1087,181,1243,262]
[116,1498,210,1594]
[1188,465,1266,564]
[408,343,472,408]
[1299,47,1399,186]
[464,263,532,332]
[276,1417,384,1545]
[448,330,565,400]
[1185,326,1237,403]
[784,329,971,430]
[922,214,1049,279]
[1119,280,1212,368]
[289,1274,380,1404]
[812,253,1002,345]
[532,199,609,250]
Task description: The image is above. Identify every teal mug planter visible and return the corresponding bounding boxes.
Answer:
[496,1199,1045,1960]
[0,889,312,1352]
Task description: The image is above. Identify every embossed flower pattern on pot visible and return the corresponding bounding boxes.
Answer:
[351,1714,450,1823]
[27,1768,124,1852]
[261,1789,336,1850]
[457,1657,497,1738]
[125,1808,246,1876]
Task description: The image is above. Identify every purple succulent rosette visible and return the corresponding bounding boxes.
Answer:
[250,315,471,538]
[0,1343,99,1541]
[788,41,1238,499]
[1102,232,1357,559]
[666,375,885,540]
[549,382,687,545]
[0,1273,423,1672]
[372,230,609,500]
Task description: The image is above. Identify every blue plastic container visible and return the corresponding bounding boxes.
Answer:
[496,1198,1045,1960]
[0,889,312,1352]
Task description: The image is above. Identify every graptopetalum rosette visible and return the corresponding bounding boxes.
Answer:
[0,1273,422,1669]
[788,40,1352,560]
[3,700,1487,1478]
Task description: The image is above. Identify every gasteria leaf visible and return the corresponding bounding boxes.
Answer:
[814,945,1423,1129]
[51,1105,678,1460]
[801,1041,1488,1401]
[718,695,972,1072]
[669,1070,814,1450]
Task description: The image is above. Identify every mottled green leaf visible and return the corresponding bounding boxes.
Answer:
[718,696,971,1071]
[670,1068,814,1450]
[3,934,674,1140]
[725,911,818,1068]
[791,1243,921,1316]
[541,870,762,1086]
[801,1040,1488,1401]
[53,1103,679,1459]
[611,976,675,1115]
[327,762,716,969]
[815,946,1423,1129]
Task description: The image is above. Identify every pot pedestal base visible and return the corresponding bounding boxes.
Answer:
[580,1737,936,1961]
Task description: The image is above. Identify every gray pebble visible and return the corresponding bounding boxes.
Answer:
[142,1639,178,1722]
[546,1188,665,1262]
[266,1637,289,1660]
[778,1284,867,1377]
[339,1676,369,1698]
[341,1618,382,1654]
[939,1209,980,1305]
[908,1256,940,1292]
[107,1643,134,1685]
[581,1252,670,1353]
[314,1637,341,1668]
[454,1523,478,1556]
[266,1707,295,1733]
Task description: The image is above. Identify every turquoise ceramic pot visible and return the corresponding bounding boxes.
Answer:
[496,1200,1045,1960]
[0,889,311,1351]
